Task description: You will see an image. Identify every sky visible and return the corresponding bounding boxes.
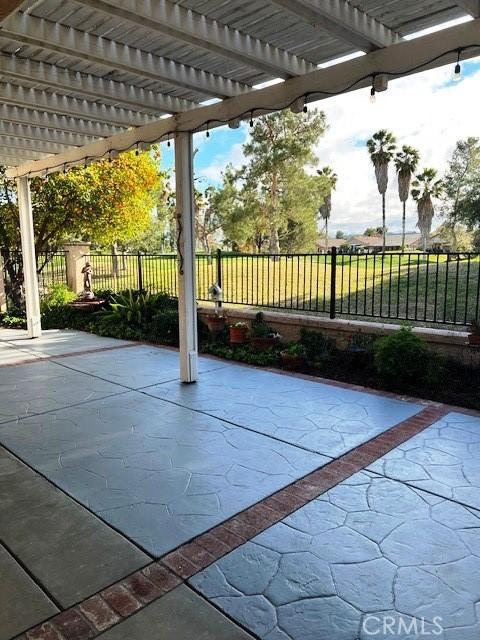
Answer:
[158,20,480,237]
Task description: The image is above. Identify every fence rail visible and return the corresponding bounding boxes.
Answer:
[2,248,479,326]
[87,249,480,327]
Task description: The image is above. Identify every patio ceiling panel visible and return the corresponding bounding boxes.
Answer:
[73,0,315,79]
[0,104,123,138]
[0,82,155,127]
[0,122,96,146]
[1,11,252,98]
[455,0,480,17]
[0,54,191,115]
[268,0,402,51]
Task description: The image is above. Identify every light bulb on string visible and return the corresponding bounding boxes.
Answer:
[453,50,462,82]
[370,86,376,104]
[303,96,307,113]
[249,111,254,128]
[135,143,140,156]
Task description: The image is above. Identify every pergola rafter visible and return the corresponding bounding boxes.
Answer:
[0,122,96,147]
[73,0,315,79]
[0,104,124,138]
[0,82,154,127]
[0,54,196,115]
[2,12,251,98]
[269,0,402,51]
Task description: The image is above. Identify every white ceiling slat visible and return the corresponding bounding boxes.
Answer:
[455,0,480,17]
[0,121,96,147]
[73,0,315,78]
[0,104,123,137]
[0,134,75,154]
[0,82,153,127]
[7,18,479,179]
[270,0,402,51]
[0,54,197,114]
[1,12,251,98]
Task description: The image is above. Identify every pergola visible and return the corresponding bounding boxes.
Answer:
[1,0,479,382]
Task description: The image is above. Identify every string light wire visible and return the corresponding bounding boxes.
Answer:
[17,44,479,178]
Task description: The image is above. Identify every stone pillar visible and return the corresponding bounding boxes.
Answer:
[63,242,91,294]
[0,255,7,313]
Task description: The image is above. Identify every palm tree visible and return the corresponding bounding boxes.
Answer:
[394,145,420,252]
[411,168,444,251]
[367,130,397,252]
[317,166,338,252]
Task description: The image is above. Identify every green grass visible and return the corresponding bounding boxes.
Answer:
[68,252,480,329]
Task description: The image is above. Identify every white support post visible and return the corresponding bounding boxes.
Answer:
[17,176,41,338]
[175,131,198,383]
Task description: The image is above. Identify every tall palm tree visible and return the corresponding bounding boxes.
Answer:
[394,145,420,252]
[317,166,338,252]
[411,168,444,251]
[367,130,397,252]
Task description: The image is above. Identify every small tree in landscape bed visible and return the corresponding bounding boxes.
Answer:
[367,129,397,252]
[411,168,444,251]
[317,166,338,252]
[0,152,161,303]
[394,145,420,252]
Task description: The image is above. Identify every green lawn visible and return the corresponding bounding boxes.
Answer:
[70,252,480,328]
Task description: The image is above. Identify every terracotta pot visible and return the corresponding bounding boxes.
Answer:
[250,336,278,352]
[229,326,249,344]
[205,315,226,334]
[468,334,480,346]
[280,352,306,370]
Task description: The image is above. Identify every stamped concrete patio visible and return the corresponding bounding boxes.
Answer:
[1,329,479,640]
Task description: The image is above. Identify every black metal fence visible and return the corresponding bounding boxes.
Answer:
[1,250,67,311]
[84,249,480,327]
[2,248,479,326]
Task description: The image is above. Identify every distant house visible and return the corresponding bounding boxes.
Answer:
[316,238,348,254]
[348,232,452,253]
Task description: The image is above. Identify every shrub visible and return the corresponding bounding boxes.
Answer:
[373,326,442,387]
[40,283,76,311]
[300,328,336,365]
[0,313,27,329]
[147,309,179,346]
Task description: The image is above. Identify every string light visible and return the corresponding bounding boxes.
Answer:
[20,43,476,179]
[135,142,140,156]
[453,50,462,82]
[167,135,171,147]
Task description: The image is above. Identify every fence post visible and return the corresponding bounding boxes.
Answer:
[330,246,337,319]
[216,248,222,308]
[137,253,143,291]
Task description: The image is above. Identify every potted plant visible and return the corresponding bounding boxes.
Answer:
[468,319,480,346]
[250,312,281,351]
[280,343,307,369]
[229,321,249,344]
[205,312,226,335]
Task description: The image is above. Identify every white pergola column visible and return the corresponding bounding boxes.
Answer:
[175,131,198,383]
[17,176,41,338]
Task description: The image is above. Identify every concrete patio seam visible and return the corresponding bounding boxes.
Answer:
[15,403,448,640]
[0,388,132,426]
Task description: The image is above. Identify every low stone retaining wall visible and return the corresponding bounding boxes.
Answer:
[198,306,479,368]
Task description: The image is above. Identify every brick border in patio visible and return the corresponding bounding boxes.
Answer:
[16,403,448,640]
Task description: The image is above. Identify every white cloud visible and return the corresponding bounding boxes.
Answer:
[198,59,480,234]
[315,59,480,234]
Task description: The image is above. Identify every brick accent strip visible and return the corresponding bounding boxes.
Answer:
[0,342,138,369]
[17,403,448,640]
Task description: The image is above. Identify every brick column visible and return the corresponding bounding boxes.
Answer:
[63,242,91,294]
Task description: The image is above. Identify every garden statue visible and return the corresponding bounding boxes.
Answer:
[81,262,94,299]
